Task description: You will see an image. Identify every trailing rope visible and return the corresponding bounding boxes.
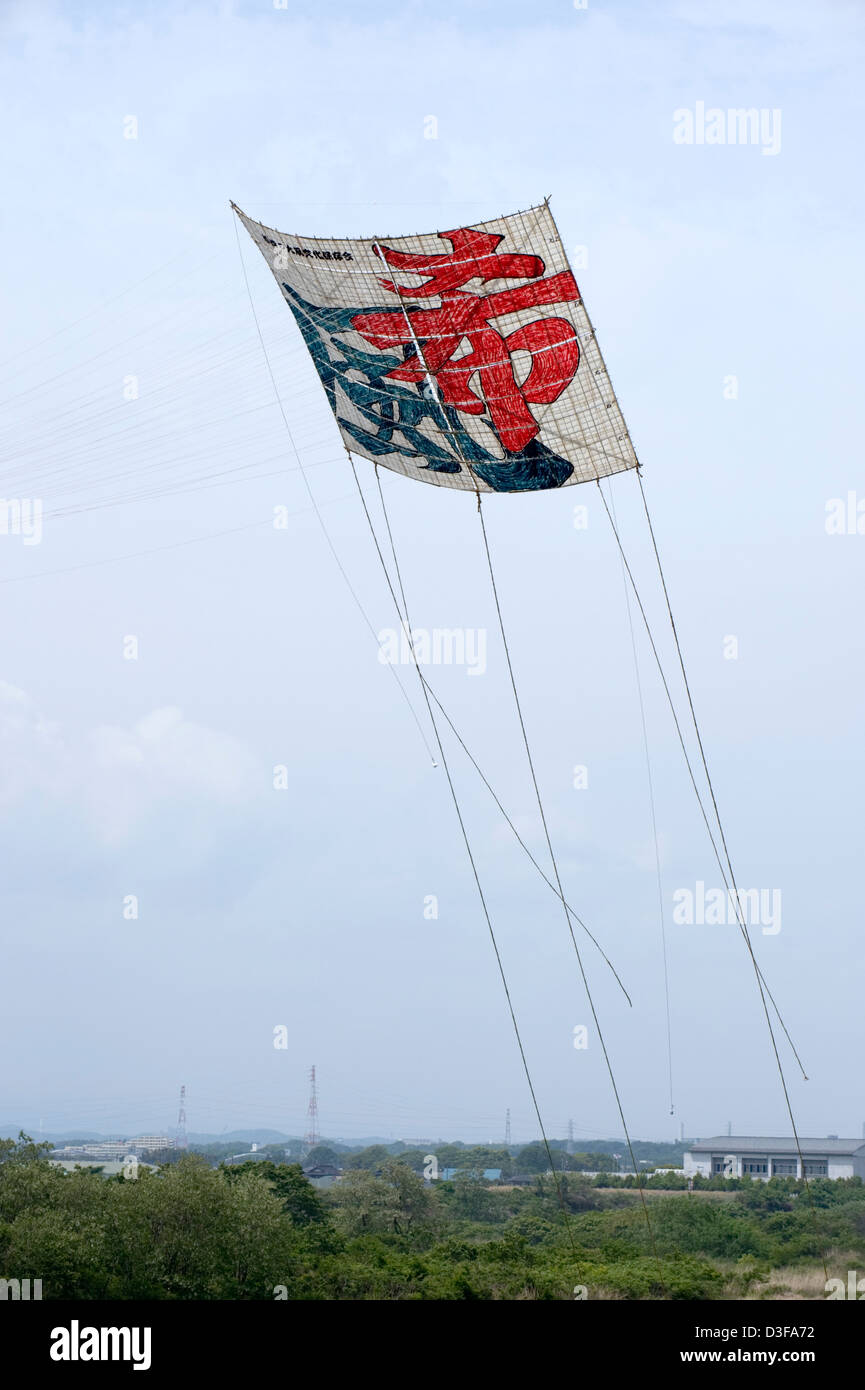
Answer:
[366,465,632,1004]
[604,479,674,1114]
[347,453,580,1250]
[476,497,660,1263]
[596,481,808,1080]
[233,210,438,768]
[633,469,827,1279]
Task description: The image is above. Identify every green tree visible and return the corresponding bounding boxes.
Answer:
[221,1160,328,1227]
[329,1161,433,1237]
[270,1164,328,1226]
[329,1169,398,1236]
[378,1160,434,1234]
[0,1131,54,1165]
[515,1143,552,1174]
[304,1145,340,1168]
[442,1175,501,1222]
[341,1145,391,1172]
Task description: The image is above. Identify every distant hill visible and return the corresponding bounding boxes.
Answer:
[0,1128,688,1163]
[0,1130,122,1144]
[186,1130,291,1145]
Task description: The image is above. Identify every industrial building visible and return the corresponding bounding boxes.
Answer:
[683,1136,865,1180]
[50,1135,175,1162]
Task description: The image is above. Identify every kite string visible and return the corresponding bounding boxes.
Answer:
[237,218,631,999]
[232,209,438,768]
[371,232,657,1260]
[604,478,675,1114]
[346,453,579,1248]
[595,481,807,1080]
[364,464,631,1004]
[631,469,827,1279]
[476,498,659,1259]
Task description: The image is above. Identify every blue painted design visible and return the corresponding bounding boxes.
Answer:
[282,285,574,492]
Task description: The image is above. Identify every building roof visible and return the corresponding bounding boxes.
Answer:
[440,1167,503,1182]
[687,1137,865,1156]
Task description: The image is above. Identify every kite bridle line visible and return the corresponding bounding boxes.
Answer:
[595,483,806,1074]
[370,231,662,1269]
[230,209,441,769]
[357,458,633,1005]
[549,208,825,1275]
[627,470,828,1280]
[473,495,661,1264]
[546,197,809,1057]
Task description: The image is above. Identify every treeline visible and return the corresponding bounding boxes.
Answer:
[339,1142,611,1174]
[143,1136,685,1173]
[2,1133,864,1299]
[215,1140,679,1176]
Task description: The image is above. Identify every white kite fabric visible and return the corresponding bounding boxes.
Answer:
[234,201,639,494]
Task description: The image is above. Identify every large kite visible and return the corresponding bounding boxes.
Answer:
[233,202,638,493]
[230,197,810,1203]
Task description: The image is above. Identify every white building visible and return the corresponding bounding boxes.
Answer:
[52,1142,128,1161]
[126,1136,175,1154]
[51,1135,175,1161]
[683,1136,865,1181]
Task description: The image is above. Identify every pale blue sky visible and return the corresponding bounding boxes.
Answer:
[0,0,862,1145]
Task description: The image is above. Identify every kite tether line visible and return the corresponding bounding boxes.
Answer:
[363,462,632,1005]
[544,198,808,1094]
[596,474,825,1276]
[365,242,630,989]
[632,470,828,1276]
[345,451,579,1250]
[476,498,658,1253]
[367,238,657,1259]
[603,478,674,1115]
[232,210,438,770]
[595,482,806,1077]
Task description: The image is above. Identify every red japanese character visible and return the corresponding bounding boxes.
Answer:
[352,228,581,453]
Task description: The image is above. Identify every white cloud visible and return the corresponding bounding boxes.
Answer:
[0,684,259,843]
